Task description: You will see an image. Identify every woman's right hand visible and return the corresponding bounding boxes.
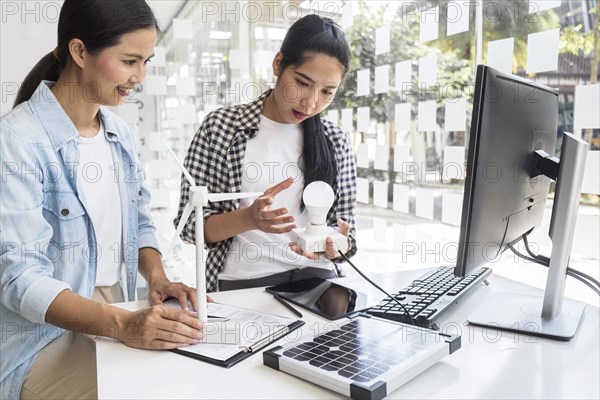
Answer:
[248,177,297,233]
[117,304,203,350]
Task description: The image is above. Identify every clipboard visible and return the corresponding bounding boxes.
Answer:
[170,302,305,368]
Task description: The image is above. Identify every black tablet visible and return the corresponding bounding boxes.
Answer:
[265,277,382,320]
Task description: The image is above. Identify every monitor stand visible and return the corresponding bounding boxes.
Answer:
[467,132,588,341]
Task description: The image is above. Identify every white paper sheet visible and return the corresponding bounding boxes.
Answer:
[529,0,561,13]
[442,192,463,226]
[176,76,196,97]
[574,84,600,129]
[443,146,466,180]
[374,65,390,94]
[393,144,411,173]
[444,98,467,131]
[374,144,389,170]
[356,143,370,168]
[419,54,437,87]
[326,109,339,125]
[341,108,353,132]
[526,28,560,74]
[487,37,514,74]
[393,184,410,213]
[357,106,370,132]
[446,0,470,36]
[174,302,295,360]
[173,18,193,40]
[420,6,439,42]
[356,178,370,204]
[395,60,412,92]
[418,101,437,131]
[357,69,370,97]
[581,151,600,195]
[373,181,389,208]
[395,103,411,133]
[152,46,166,67]
[416,188,435,220]
[144,75,167,96]
[375,24,391,55]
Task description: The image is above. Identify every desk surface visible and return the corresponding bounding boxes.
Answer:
[96,269,600,399]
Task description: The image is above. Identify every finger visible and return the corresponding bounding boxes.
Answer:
[255,197,274,209]
[155,327,203,345]
[188,288,198,311]
[148,290,164,306]
[151,339,199,350]
[207,295,214,303]
[264,177,294,197]
[175,291,190,312]
[161,307,203,330]
[288,242,302,256]
[265,224,297,234]
[337,218,350,237]
[289,243,320,260]
[259,207,291,220]
[325,237,340,259]
[262,215,295,226]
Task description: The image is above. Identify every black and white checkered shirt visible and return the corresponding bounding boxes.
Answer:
[175,90,357,292]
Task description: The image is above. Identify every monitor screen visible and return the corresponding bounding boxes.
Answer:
[455,65,558,277]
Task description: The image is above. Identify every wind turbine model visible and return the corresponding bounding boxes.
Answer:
[162,139,262,323]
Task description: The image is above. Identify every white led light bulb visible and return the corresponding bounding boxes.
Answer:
[291,181,348,254]
[303,181,334,235]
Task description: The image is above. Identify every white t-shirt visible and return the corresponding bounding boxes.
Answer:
[220,115,333,281]
[76,120,123,286]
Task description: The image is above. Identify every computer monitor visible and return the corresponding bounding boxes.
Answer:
[458,65,588,340]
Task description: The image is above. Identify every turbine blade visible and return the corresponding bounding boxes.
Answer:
[161,138,196,187]
[168,202,194,255]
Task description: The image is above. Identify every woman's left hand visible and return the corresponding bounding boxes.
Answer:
[148,280,213,313]
[289,218,350,260]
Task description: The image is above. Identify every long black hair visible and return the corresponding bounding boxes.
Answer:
[278,15,351,201]
[13,0,160,108]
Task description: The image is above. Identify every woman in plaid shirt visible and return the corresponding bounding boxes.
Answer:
[176,15,357,292]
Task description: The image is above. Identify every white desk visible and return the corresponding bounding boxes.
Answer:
[97,270,600,399]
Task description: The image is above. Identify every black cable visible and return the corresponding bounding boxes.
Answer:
[508,244,600,296]
[336,250,416,326]
[522,235,600,289]
[522,235,550,265]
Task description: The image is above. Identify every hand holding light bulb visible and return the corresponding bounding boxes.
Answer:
[289,181,350,260]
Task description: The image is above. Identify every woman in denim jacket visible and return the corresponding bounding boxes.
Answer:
[0,1,205,399]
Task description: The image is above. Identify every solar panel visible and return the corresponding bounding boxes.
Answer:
[264,316,460,399]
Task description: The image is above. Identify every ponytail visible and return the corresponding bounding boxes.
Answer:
[301,114,338,210]
[13,51,61,108]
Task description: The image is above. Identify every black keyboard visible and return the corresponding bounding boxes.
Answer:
[367,266,492,328]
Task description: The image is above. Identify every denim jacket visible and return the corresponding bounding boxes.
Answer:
[0,81,160,399]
